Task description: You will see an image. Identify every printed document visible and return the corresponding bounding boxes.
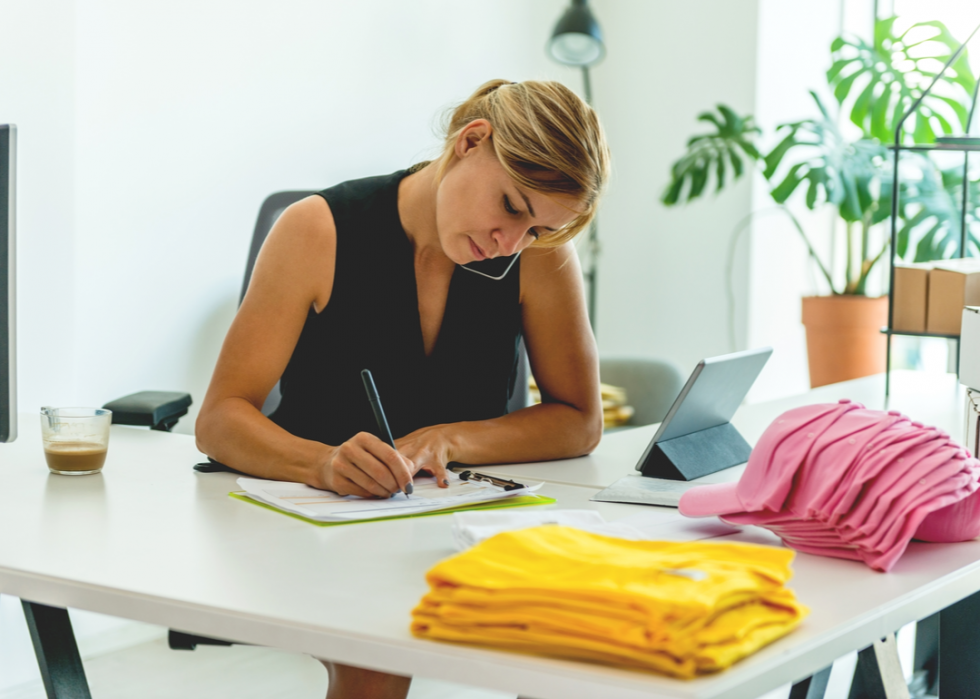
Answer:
[237,473,543,522]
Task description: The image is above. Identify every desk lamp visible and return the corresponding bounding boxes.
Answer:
[546,0,605,333]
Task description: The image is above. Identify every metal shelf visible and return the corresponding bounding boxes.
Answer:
[888,143,980,152]
[885,24,980,399]
[880,328,961,340]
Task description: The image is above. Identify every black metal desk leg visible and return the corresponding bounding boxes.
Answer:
[789,665,832,699]
[21,601,92,699]
[847,634,910,699]
[939,588,980,698]
[910,613,939,697]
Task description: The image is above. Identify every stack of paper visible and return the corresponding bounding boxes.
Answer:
[451,510,645,550]
[236,473,544,523]
[451,508,740,551]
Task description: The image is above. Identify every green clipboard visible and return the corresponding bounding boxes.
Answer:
[229,491,556,527]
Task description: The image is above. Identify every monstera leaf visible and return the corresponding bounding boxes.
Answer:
[661,105,761,205]
[763,92,890,224]
[897,155,980,261]
[828,16,975,144]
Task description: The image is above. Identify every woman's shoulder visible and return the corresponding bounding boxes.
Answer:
[251,195,337,312]
[272,195,336,252]
[518,243,582,302]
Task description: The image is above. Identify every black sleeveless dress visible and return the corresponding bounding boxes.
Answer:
[269,170,524,445]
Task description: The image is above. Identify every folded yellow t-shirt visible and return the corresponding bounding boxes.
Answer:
[411,526,808,678]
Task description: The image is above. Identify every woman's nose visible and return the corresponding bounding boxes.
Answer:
[492,226,526,257]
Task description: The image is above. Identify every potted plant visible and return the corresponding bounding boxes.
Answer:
[662,16,978,387]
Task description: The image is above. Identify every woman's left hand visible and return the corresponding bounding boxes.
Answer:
[394,425,454,488]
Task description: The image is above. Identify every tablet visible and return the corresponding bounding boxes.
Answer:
[634,347,772,473]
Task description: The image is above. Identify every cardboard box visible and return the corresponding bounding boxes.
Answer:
[892,263,932,332]
[960,307,980,391]
[927,259,980,335]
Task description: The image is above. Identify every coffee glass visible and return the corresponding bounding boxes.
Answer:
[40,407,112,475]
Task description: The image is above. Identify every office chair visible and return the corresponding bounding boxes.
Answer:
[599,357,684,427]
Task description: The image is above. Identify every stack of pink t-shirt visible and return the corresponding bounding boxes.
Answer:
[678,400,980,572]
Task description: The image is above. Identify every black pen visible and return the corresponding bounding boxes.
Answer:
[360,369,413,497]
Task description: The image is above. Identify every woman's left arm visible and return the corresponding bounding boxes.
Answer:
[395,243,603,473]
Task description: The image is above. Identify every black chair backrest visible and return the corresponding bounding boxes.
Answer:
[241,191,315,305]
[241,192,314,415]
[243,189,528,416]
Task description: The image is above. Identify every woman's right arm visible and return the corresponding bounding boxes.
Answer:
[194,196,413,498]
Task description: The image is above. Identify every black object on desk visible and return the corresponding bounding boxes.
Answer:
[102,391,192,432]
[635,347,771,481]
[193,458,245,475]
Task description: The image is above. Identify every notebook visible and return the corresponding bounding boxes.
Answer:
[232,472,552,526]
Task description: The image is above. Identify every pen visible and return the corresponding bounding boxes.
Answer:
[360,369,412,497]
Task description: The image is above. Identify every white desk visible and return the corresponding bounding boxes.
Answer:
[1,371,976,699]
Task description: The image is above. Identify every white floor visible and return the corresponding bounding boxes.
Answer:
[0,634,512,699]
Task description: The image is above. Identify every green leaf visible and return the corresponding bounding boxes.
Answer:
[661,104,762,206]
[829,16,974,141]
[729,149,744,178]
[661,174,685,205]
[850,80,877,130]
[897,154,980,262]
[770,162,807,203]
[689,162,710,199]
[833,69,864,105]
[826,58,854,84]
[763,130,800,179]
[870,87,891,143]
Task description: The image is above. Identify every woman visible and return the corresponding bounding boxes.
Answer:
[196,79,610,698]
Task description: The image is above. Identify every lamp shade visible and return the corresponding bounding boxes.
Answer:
[547,0,605,67]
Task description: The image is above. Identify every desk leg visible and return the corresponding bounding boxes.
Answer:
[21,601,92,699]
[789,665,831,699]
[910,613,939,697]
[847,635,910,699]
[938,588,980,698]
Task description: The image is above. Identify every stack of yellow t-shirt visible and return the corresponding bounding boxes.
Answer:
[411,526,808,678]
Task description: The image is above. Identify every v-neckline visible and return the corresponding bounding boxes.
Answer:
[410,262,460,360]
[391,174,459,361]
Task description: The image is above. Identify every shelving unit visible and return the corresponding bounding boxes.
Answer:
[883,24,980,399]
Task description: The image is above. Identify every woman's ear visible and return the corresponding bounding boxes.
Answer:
[455,119,493,158]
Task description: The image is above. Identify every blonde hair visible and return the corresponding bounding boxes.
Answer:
[435,79,610,248]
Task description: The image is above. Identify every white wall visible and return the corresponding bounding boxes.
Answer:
[590,0,759,373]
[746,0,850,402]
[1,0,77,414]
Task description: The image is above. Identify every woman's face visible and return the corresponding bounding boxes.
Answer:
[435,122,582,264]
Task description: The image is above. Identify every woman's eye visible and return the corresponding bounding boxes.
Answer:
[503,196,518,215]
[528,229,540,240]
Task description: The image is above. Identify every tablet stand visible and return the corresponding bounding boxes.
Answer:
[638,422,751,481]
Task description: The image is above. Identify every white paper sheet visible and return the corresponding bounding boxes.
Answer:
[451,510,646,550]
[449,507,740,550]
[590,474,701,507]
[237,473,543,522]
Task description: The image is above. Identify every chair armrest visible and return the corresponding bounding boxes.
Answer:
[102,391,192,431]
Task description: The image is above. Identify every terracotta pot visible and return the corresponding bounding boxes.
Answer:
[801,295,888,388]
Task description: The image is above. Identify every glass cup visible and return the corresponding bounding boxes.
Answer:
[40,407,112,476]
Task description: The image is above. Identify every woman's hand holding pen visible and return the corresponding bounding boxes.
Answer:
[395,425,453,488]
[318,432,415,498]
